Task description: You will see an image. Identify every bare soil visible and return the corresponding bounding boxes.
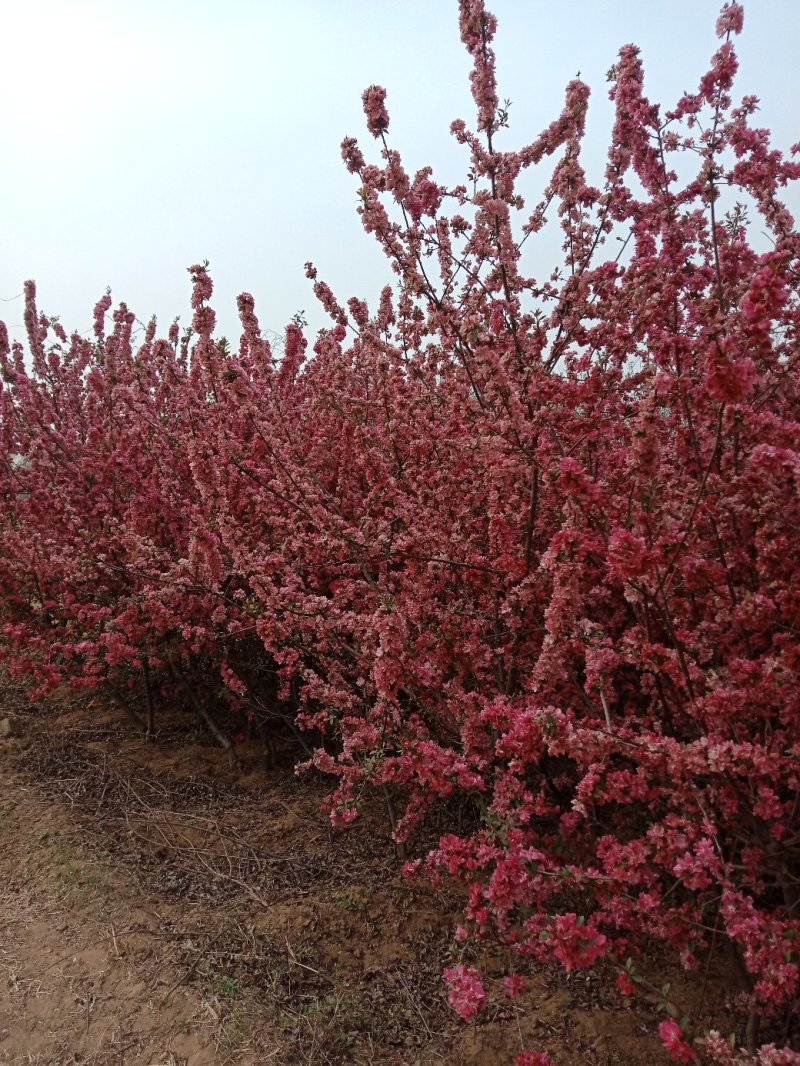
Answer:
[0,682,741,1065]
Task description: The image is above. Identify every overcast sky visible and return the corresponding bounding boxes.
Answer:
[2,0,799,347]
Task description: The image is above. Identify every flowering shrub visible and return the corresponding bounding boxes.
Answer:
[2,0,799,1055]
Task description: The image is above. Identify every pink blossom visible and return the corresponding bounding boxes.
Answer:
[705,340,758,402]
[362,84,389,138]
[443,964,487,1021]
[503,973,527,998]
[92,291,112,343]
[458,0,499,132]
[608,529,650,581]
[716,3,744,38]
[659,1020,698,1062]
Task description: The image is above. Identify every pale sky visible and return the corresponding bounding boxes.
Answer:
[2,0,799,347]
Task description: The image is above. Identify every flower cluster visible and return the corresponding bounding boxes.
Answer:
[443,964,486,1021]
[660,1020,698,1063]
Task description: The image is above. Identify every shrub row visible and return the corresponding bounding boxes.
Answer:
[2,2,798,1059]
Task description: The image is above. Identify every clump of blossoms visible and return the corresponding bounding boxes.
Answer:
[705,1030,800,1064]
[660,1020,699,1063]
[443,963,486,1021]
[1,0,799,1056]
[516,1053,557,1066]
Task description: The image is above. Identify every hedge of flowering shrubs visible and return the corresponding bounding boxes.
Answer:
[1,1,799,1059]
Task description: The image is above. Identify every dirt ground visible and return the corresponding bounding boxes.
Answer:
[0,681,744,1065]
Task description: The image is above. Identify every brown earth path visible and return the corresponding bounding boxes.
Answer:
[0,682,731,1065]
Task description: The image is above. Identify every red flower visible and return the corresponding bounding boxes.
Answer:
[659,1021,697,1062]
